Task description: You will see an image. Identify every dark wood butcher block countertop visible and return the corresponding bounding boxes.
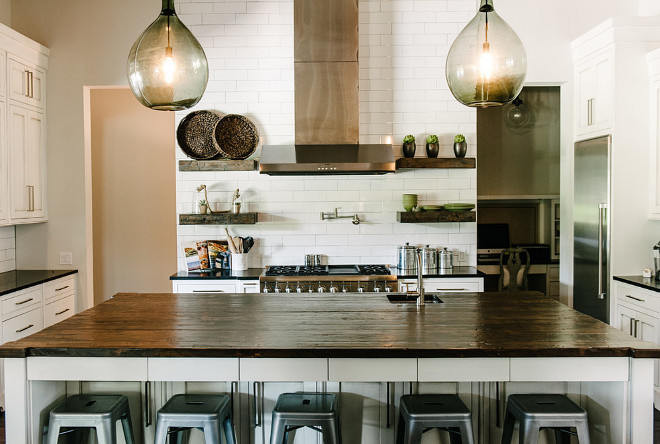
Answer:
[1,291,659,359]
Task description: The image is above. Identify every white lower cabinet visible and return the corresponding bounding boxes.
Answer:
[172,280,260,294]
[398,277,484,293]
[614,281,660,402]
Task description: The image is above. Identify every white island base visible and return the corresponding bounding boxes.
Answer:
[4,356,654,443]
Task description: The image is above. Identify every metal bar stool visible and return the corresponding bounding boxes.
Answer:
[501,394,591,444]
[154,394,235,444]
[270,393,341,444]
[46,394,135,444]
[396,394,475,444]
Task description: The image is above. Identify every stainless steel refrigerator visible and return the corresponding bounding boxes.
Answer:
[573,135,611,323]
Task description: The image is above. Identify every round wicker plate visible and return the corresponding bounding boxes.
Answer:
[176,110,223,160]
[214,114,259,160]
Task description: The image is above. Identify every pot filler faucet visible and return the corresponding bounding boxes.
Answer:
[320,207,360,225]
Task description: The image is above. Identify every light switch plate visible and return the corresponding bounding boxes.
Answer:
[59,252,73,265]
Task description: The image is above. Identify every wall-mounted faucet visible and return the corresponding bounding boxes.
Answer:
[320,208,360,225]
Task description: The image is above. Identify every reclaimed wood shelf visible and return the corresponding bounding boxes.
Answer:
[179,159,258,172]
[179,213,258,225]
[396,157,475,169]
[397,210,476,223]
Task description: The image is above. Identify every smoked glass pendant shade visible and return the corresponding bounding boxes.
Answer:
[127,0,208,111]
[445,0,526,108]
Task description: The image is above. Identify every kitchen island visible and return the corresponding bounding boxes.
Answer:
[0,291,658,443]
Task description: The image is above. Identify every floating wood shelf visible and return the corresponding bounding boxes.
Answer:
[397,210,476,223]
[179,159,258,172]
[396,157,476,169]
[179,213,258,225]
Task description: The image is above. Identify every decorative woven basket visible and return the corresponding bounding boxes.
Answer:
[176,110,223,160]
[214,114,259,160]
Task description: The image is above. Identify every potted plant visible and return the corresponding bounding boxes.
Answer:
[453,134,467,158]
[198,199,208,214]
[426,134,439,158]
[402,134,416,158]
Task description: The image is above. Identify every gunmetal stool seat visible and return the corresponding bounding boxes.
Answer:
[501,394,591,444]
[46,394,135,444]
[270,393,341,444]
[154,394,235,444]
[396,394,475,444]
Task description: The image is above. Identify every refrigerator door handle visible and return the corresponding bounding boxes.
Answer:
[597,203,607,300]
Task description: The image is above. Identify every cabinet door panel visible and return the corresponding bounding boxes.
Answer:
[7,58,27,104]
[0,100,7,224]
[575,60,594,134]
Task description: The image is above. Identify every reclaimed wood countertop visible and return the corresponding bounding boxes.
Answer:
[1,291,659,359]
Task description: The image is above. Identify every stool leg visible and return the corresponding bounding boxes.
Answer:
[223,416,236,444]
[270,418,286,444]
[403,423,423,444]
[321,420,340,444]
[45,418,60,444]
[120,412,136,444]
[520,420,539,444]
[95,423,116,444]
[395,414,404,444]
[154,419,168,444]
[202,420,221,444]
[500,410,515,444]
[448,427,462,444]
[576,421,591,444]
[553,428,571,444]
[459,420,476,444]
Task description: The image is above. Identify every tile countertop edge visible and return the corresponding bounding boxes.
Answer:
[0,269,78,297]
[613,275,660,293]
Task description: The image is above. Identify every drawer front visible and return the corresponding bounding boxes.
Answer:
[423,281,481,293]
[616,282,660,313]
[44,294,75,327]
[1,287,41,319]
[548,266,559,280]
[174,282,237,294]
[3,307,43,343]
[44,275,76,302]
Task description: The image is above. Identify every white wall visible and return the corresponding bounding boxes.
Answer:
[174,0,478,270]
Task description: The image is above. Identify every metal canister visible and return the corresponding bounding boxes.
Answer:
[397,242,417,272]
[421,245,437,273]
[439,247,453,270]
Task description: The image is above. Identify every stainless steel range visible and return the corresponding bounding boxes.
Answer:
[259,264,397,293]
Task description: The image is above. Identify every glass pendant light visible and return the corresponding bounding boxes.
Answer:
[445,0,526,107]
[127,0,208,111]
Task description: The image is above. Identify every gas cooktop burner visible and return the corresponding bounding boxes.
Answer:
[265,264,391,277]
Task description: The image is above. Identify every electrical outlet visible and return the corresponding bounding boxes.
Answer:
[458,250,467,262]
[59,252,73,265]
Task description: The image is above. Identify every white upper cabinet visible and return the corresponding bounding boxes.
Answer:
[574,47,613,138]
[648,48,660,219]
[0,23,49,225]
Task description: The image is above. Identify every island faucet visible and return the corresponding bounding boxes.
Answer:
[416,249,425,306]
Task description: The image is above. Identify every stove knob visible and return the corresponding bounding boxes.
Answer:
[308,285,314,293]
[274,285,280,293]
[357,285,364,293]
[285,285,291,293]
[318,284,325,293]
[263,285,270,293]
[329,285,337,293]
[341,284,348,293]
[296,284,302,293]
[374,284,381,293]
[385,285,392,293]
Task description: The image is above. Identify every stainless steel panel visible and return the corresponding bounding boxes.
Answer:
[573,135,611,323]
[294,0,358,63]
[295,61,359,144]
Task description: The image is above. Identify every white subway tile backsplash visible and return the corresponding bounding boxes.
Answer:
[175,0,477,269]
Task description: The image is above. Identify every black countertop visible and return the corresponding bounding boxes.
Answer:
[613,275,660,293]
[395,266,485,279]
[171,268,264,280]
[0,270,78,297]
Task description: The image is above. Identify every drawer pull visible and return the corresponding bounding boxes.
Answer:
[16,324,34,333]
[15,298,34,305]
[192,290,224,293]
[434,288,466,291]
[55,308,70,316]
[55,285,70,291]
[626,294,644,302]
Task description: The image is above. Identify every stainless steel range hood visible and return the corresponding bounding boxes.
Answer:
[259,144,395,175]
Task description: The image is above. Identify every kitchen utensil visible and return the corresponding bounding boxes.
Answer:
[421,245,437,273]
[397,242,417,272]
[439,248,453,270]
[225,228,238,254]
[444,203,475,211]
[654,241,660,282]
[214,114,259,160]
[243,237,254,253]
[419,205,443,211]
[176,110,222,159]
